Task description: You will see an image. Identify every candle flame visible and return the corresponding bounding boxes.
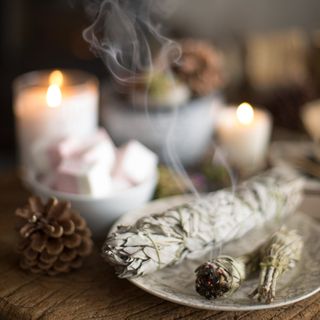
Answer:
[236,102,254,125]
[47,84,62,108]
[47,70,63,108]
[49,70,64,86]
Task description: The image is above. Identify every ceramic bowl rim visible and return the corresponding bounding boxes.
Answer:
[23,170,159,203]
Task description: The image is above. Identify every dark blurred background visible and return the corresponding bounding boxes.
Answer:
[1,0,320,168]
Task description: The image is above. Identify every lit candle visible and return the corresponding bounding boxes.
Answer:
[216,103,272,173]
[13,70,99,172]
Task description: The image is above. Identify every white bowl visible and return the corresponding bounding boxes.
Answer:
[101,93,223,166]
[24,172,158,240]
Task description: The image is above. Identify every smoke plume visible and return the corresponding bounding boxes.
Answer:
[83,0,202,197]
[83,0,180,83]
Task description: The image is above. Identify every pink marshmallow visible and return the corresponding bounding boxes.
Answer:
[34,129,146,197]
[47,137,80,168]
[33,129,116,176]
[31,138,79,175]
[53,158,113,197]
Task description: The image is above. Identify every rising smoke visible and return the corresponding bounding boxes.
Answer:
[82,0,180,83]
[82,1,244,259]
[82,0,208,197]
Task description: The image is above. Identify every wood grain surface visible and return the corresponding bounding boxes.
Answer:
[0,171,319,320]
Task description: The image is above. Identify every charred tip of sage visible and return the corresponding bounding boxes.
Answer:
[195,262,231,300]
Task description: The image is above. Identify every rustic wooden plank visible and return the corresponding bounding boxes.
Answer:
[0,171,319,320]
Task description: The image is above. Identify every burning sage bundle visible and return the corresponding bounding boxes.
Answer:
[103,169,304,278]
[195,228,303,301]
[195,250,260,300]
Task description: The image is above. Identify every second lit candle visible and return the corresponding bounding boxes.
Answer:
[216,103,272,174]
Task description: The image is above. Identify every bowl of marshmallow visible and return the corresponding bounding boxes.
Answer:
[24,129,158,239]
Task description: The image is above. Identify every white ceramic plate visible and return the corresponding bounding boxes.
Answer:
[269,141,320,192]
[110,195,320,311]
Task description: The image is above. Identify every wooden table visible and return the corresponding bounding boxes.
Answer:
[0,171,319,320]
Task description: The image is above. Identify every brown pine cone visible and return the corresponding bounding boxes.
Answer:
[173,39,224,97]
[16,196,93,276]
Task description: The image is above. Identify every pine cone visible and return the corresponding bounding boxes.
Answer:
[16,196,93,276]
[173,39,224,97]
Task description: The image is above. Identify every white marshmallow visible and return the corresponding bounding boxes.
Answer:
[77,129,116,173]
[112,177,133,194]
[113,141,158,185]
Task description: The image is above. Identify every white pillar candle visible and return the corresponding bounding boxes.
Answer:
[216,103,272,173]
[13,70,99,172]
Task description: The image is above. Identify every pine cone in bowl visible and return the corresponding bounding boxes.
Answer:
[173,39,224,97]
[16,196,93,276]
